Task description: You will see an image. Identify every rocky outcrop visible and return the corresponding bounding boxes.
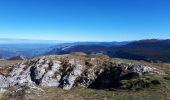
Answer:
[0,54,163,90]
[0,75,9,88]
[8,56,27,60]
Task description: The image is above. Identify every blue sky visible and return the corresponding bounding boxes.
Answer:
[0,0,170,41]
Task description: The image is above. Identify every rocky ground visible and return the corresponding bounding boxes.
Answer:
[0,53,170,100]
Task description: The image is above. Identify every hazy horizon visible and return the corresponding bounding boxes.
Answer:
[0,38,169,43]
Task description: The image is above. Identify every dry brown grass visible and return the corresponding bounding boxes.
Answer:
[0,60,23,67]
[1,86,170,100]
[0,60,23,75]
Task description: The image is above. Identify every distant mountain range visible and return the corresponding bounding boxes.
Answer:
[47,39,170,63]
[0,40,129,59]
[1,39,170,63]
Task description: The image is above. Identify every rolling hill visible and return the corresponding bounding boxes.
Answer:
[47,39,170,63]
[109,39,170,62]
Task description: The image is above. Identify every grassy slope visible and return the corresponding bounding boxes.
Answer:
[1,85,170,100]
